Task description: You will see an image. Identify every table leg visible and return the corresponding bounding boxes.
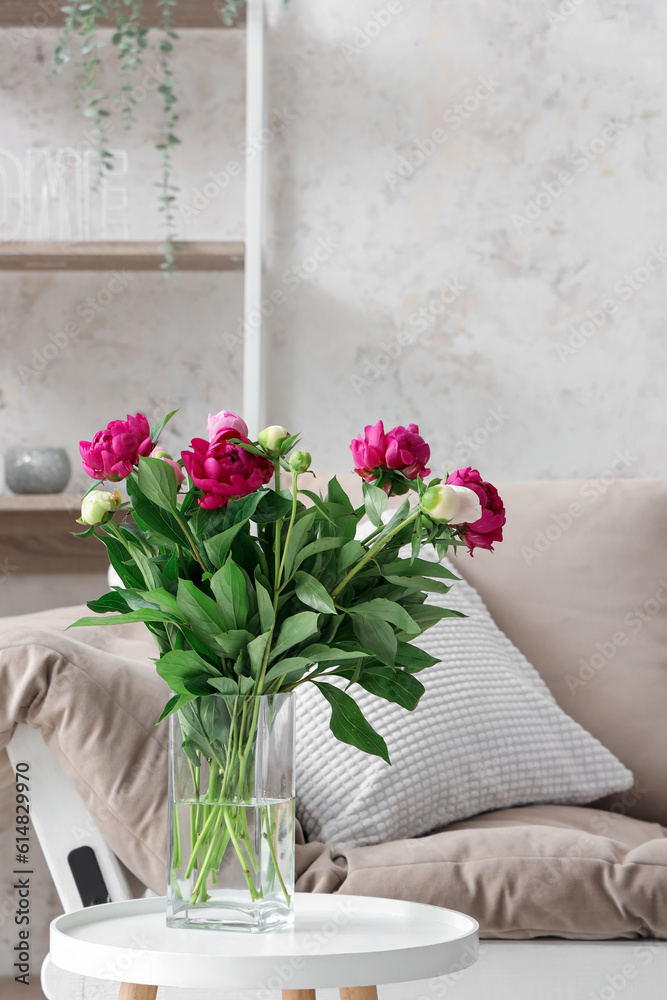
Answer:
[118,985,158,1000]
[283,993,317,1000]
[340,988,378,1000]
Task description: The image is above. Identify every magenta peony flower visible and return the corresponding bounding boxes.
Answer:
[80,413,153,482]
[446,467,506,554]
[207,410,249,442]
[182,428,274,509]
[351,420,431,493]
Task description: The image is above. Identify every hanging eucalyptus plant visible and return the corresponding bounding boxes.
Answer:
[52,0,246,267]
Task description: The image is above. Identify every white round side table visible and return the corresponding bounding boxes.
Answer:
[50,893,478,1000]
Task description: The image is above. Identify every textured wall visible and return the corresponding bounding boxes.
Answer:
[265,0,667,482]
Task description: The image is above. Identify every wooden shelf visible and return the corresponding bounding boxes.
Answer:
[0,494,110,575]
[0,1,245,29]
[0,241,244,271]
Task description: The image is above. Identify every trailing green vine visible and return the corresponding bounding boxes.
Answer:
[51,1,248,268]
[155,0,179,269]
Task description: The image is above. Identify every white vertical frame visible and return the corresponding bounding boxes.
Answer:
[243,0,268,437]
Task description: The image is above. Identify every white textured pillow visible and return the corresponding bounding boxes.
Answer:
[295,552,633,848]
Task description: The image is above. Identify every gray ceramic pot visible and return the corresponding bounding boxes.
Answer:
[5,447,71,494]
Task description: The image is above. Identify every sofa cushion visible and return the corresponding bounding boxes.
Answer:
[296,555,632,848]
[451,478,667,827]
[297,803,667,939]
[0,604,169,893]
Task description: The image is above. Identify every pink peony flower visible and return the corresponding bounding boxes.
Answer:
[446,467,506,554]
[181,428,274,509]
[80,413,153,482]
[351,420,431,494]
[150,447,185,488]
[207,410,249,441]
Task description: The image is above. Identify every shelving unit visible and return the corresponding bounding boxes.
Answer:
[0,1,245,29]
[0,242,244,271]
[0,495,109,574]
[0,1,271,569]
[0,0,269,434]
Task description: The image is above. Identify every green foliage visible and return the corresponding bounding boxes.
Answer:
[73,457,470,761]
[51,0,205,266]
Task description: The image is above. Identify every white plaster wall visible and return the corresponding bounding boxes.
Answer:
[264,0,667,482]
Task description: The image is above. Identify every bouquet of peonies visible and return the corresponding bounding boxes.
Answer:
[72,409,505,915]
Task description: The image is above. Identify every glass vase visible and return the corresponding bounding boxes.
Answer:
[167,692,295,932]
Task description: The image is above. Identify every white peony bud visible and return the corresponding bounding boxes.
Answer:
[80,489,122,526]
[420,484,482,524]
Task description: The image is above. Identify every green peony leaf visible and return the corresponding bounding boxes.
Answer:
[294,571,337,615]
[203,522,247,569]
[210,559,249,629]
[408,604,467,631]
[177,579,229,638]
[149,408,179,445]
[346,598,420,636]
[157,691,199,723]
[351,616,397,666]
[86,590,130,614]
[69,608,182,629]
[313,681,390,763]
[255,577,275,631]
[269,611,320,662]
[356,666,425,710]
[248,630,272,680]
[294,536,347,570]
[211,629,255,658]
[383,575,452,595]
[326,476,355,511]
[252,491,294,524]
[137,456,179,514]
[261,656,313,689]
[381,557,459,580]
[362,480,388,527]
[282,511,316,581]
[339,539,366,571]
[301,643,372,663]
[394,641,440,672]
[126,475,186,547]
[155,649,219,695]
[207,676,240,695]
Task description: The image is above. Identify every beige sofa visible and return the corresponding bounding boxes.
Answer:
[1,477,666,997]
